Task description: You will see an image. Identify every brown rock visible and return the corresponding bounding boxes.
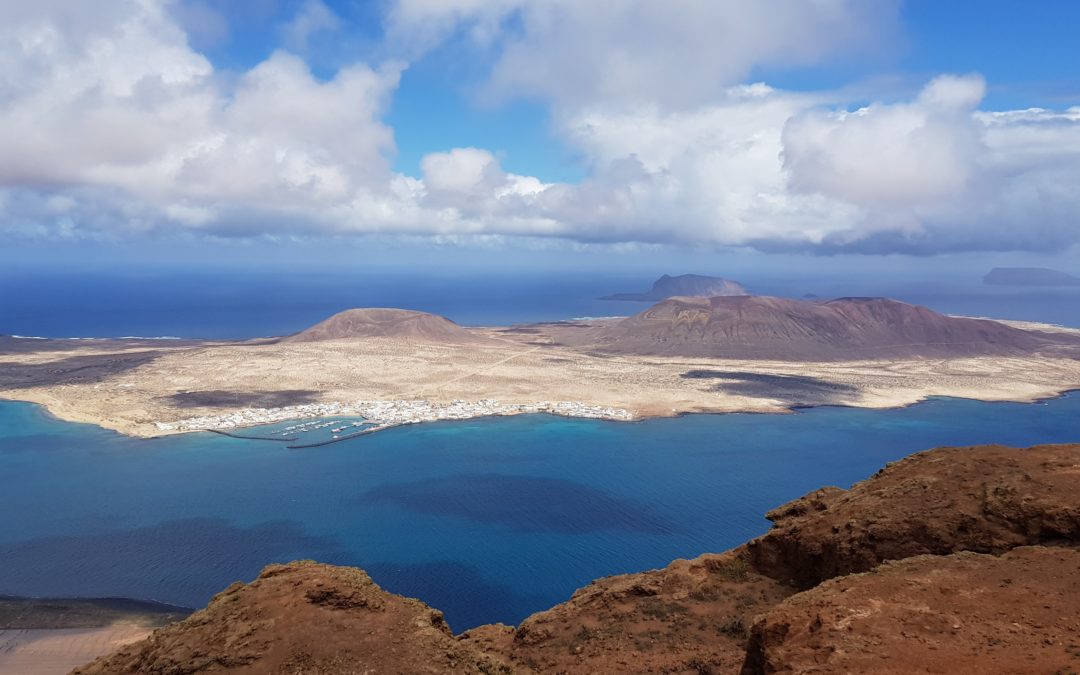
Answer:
[492,549,793,674]
[72,561,510,675]
[748,443,1080,588]
[741,546,1080,674]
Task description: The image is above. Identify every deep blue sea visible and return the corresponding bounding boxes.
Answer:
[2,269,1078,338]
[2,395,1078,630]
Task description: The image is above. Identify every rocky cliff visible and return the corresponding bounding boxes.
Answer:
[76,443,1080,674]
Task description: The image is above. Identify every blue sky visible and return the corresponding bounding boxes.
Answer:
[0,0,1078,268]
[174,0,1080,182]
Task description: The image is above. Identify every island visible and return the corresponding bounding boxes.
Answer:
[984,267,1080,286]
[2,297,1080,439]
[600,273,748,300]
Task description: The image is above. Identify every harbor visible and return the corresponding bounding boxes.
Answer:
[154,399,635,441]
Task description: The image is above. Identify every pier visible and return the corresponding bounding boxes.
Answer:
[206,429,298,442]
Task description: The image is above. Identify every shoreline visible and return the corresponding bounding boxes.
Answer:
[2,384,1078,442]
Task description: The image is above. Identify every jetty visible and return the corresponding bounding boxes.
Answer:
[206,429,298,442]
[286,426,384,449]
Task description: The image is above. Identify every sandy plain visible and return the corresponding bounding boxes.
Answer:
[0,626,152,675]
[2,319,1080,438]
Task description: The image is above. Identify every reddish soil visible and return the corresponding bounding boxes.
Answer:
[748,443,1080,588]
[742,547,1080,674]
[72,562,510,674]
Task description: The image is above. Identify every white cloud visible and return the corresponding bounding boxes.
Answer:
[281,0,341,53]
[2,0,1079,256]
[782,75,987,208]
[386,0,899,109]
[0,0,402,236]
[401,79,1080,253]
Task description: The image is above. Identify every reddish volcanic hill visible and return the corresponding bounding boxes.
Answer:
[586,295,1051,359]
[282,308,483,344]
[73,562,508,675]
[76,443,1080,675]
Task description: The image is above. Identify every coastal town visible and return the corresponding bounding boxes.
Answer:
[154,398,635,436]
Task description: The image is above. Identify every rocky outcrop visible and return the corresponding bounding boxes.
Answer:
[585,295,1055,359]
[73,562,510,675]
[747,443,1080,588]
[602,274,749,301]
[476,549,793,674]
[282,308,486,344]
[742,547,1080,674]
[75,443,1080,674]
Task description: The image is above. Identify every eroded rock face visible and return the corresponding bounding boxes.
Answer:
[73,561,510,675]
[742,547,1080,675]
[748,443,1080,589]
[473,549,793,674]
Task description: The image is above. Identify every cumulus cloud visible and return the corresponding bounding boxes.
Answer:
[0,0,402,236]
[386,0,899,109]
[783,74,988,208]
[281,0,341,53]
[407,80,1080,253]
[2,0,1079,255]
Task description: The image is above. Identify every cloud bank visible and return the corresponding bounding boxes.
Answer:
[1,0,1078,254]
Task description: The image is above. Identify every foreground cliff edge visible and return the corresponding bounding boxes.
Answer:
[74,443,1080,674]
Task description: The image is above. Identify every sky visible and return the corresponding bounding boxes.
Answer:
[1,0,1078,273]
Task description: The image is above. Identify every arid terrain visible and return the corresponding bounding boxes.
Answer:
[73,442,1080,674]
[2,299,1080,438]
[0,596,187,675]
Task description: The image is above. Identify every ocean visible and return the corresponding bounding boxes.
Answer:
[2,269,1079,339]
[2,395,1078,630]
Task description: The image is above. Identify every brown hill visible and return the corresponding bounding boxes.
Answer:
[73,562,508,675]
[282,308,483,344]
[76,443,1080,674]
[582,295,1053,359]
[747,441,1080,589]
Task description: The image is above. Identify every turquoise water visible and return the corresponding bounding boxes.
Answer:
[1,396,1079,630]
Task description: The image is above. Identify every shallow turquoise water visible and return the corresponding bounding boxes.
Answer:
[1,395,1078,630]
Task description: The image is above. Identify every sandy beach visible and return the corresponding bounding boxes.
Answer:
[0,626,152,675]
